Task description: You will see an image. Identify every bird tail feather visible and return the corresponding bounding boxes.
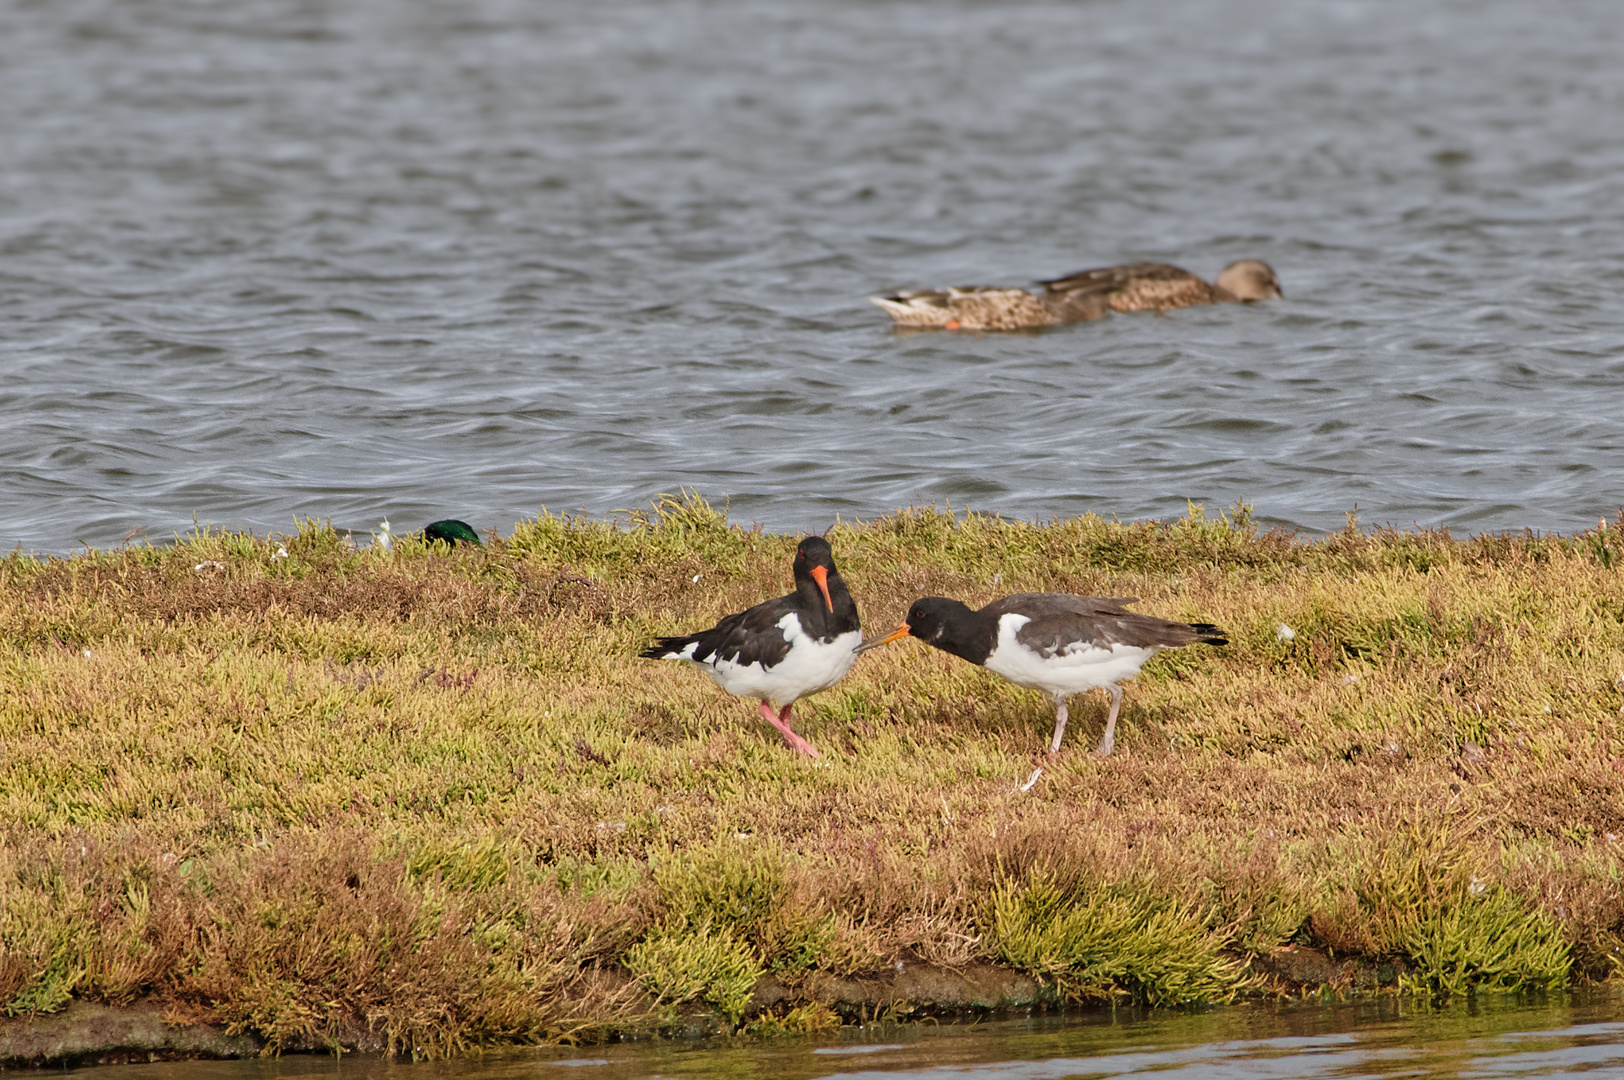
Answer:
[640,636,699,661]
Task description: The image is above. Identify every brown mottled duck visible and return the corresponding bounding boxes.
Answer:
[870,259,1282,331]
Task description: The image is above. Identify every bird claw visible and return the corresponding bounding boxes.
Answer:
[760,702,820,757]
[781,729,821,757]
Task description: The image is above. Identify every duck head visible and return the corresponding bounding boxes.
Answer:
[1215,259,1283,301]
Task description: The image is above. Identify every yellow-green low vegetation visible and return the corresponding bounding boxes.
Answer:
[2,494,1622,1054]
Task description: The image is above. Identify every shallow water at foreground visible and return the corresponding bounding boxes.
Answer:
[88,994,1624,1080]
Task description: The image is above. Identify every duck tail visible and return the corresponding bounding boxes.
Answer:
[868,293,948,325]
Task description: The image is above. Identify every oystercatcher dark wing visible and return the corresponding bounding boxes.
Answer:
[862,593,1225,756]
[640,536,861,757]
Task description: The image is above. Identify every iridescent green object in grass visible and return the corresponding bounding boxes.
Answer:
[422,519,481,546]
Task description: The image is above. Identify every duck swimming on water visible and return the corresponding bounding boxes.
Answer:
[870,259,1282,331]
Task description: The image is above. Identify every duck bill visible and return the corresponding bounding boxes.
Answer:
[856,622,911,654]
[810,565,834,612]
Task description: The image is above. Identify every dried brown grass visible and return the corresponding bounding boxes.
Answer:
[2,500,1622,1050]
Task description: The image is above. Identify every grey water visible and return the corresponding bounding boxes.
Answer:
[73,994,1624,1080]
[3,0,1624,554]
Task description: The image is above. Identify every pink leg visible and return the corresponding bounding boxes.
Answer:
[757,701,820,757]
[1096,685,1124,757]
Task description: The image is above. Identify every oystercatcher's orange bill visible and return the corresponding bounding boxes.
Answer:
[856,622,910,654]
[809,565,834,612]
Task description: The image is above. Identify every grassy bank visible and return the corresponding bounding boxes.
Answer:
[2,496,1622,1055]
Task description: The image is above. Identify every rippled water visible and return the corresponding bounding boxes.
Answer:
[3,0,1623,553]
[87,994,1624,1080]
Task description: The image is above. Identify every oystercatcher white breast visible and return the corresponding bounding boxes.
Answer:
[639,536,861,758]
[861,593,1226,756]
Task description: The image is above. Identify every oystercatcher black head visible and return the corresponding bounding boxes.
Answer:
[861,593,1225,757]
[790,535,845,621]
[862,597,993,664]
[639,535,861,757]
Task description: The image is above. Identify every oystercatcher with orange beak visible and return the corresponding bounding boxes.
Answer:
[860,593,1225,756]
[640,536,860,757]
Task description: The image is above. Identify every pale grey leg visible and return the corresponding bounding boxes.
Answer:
[1096,684,1124,757]
[1047,694,1070,756]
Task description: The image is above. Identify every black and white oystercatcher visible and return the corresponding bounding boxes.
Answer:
[860,594,1226,756]
[640,536,861,757]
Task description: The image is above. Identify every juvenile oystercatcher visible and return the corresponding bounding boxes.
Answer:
[639,536,861,757]
[869,259,1282,331]
[860,594,1226,756]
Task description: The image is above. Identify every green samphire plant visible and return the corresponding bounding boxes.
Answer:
[990,872,1248,1007]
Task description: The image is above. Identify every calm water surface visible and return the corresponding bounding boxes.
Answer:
[84,995,1624,1080]
[3,0,1623,552]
